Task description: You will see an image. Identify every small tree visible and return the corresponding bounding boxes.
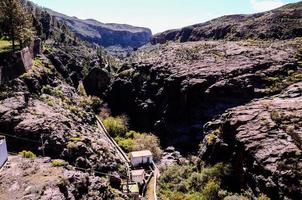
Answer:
[0,0,33,51]
[132,133,162,161]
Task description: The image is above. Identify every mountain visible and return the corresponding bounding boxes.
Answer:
[0,1,301,199]
[47,9,152,49]
[151,1,302,44]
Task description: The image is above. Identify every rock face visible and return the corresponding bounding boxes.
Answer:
[0,52,124,174]
[107,39,302,150]
[0,48,33,84]
[0,156,126,200]
[83,67,111,96]
[199,82,302,200]
[44,44,113,89]
[151,2,302,44]
[47,9,152,49]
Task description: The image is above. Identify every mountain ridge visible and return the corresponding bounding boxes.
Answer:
[46,8,152,48]
[151,1,302,44]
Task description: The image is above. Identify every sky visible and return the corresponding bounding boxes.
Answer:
[31,0,300,34]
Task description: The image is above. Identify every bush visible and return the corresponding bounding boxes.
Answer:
[271,110,282,122]
[258,194,270,200]
[69,137,81,142]
[159,162,231,200]
[19,150,36,159]
[201,180,221,200]
[207,128,221,144]
[103,116,128,137]
[41,85,52,95]
[115,136,134,152]
[80,96,102,112]
[51,159,68,167]
[132,133,162,161]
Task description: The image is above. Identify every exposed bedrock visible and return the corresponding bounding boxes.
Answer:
[199,82,302,200]
[106,40,302,150]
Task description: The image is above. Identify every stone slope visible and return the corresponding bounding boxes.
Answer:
[47,9,152,48]
[107,39,302,150]
[0,156,126,200]
[151,1,302,44]
[199,82,302,200]
[0,52,124,174]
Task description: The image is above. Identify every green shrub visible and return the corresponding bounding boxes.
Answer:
[125,130,140,138]
[115,136,134,152]
[132,133,162,161]
[103,116,128,137]
[207,128,222,144]
[258,194,270,200]
[41,85,52,95]
[271,110,281,122]
[201,180,221,200]
[69,137,81,142]
[53,88,65,99]
[80,96,102,112]
[33,58,43,67]
[51,159,68,167]
[19,150,36,159]
[159,162,231,200]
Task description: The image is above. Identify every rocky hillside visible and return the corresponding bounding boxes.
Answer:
[48,9,152,49]
[0,37,130,199]
[200,82,302,200]
[0,156,125,200]
[107,39,302,150]
[151,1,302,44]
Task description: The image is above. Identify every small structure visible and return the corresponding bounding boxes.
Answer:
[130,150,153,167]
[131,169,145,184]
[128,183,140,200]
[0,135,8,168]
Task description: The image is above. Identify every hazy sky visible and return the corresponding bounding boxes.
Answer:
[31,0,300,34]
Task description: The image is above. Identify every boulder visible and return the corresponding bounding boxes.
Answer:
[83,67,111,96]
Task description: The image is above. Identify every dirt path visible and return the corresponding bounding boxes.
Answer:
[145,176,156,200]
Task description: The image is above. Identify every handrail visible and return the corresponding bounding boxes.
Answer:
[96,116,160,200]
[95,116,130,164]
[95,116,131,181]
[152,161,159,200]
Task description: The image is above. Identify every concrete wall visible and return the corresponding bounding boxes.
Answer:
[0,137,8,168]
[132,174,144,183]
[131,156,153,167]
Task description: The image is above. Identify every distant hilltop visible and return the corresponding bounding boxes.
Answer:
[151,1,302,44]
[47,9,152,49]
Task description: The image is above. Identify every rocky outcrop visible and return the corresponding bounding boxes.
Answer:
[107,39,302,150]
[0,48,33,84]
[47,9,152,49]
[83,67,111,96]
[151,2,302,44]
[0,53,124,174]
[0,156,126,200]
[199,82,302,200]
[44,44,115,89]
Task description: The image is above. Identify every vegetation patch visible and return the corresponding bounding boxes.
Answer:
[19,150,36,159]
[103,116,128,137]
[51,159,68,167]
[159,162,233,200]
[207,128,222,144]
